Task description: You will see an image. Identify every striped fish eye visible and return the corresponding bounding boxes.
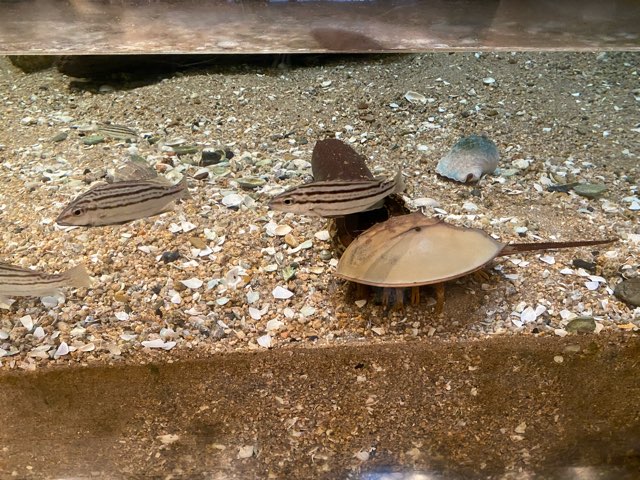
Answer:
[283,199,293,205]
[73,208,83,216]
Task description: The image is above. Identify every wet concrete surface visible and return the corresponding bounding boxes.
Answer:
[1,334,639,479]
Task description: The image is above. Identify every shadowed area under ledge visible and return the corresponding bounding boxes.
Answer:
[1,334,639,479]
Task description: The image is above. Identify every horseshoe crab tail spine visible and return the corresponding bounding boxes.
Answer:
[500,238,617,257]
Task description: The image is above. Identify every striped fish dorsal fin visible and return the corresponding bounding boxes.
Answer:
[111,159,159,182]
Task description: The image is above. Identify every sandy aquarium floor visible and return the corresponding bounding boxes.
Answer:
[0,52,638,371]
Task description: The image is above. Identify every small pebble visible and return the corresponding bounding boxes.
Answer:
[614,279,640,307]
[161,251,181,263]
[574,183,607,199]
[566,317,597,334]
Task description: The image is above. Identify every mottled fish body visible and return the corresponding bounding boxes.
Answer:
[56,176,189,227]
[0,262,91,297]
[269,169,405,217]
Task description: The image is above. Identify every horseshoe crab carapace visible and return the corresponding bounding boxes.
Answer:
[335,212,615,312]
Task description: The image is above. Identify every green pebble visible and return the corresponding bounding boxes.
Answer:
[51,131,68,143]
[82,135,105,145]
[282,265,296,281]
[565,317,596,334]
[237,177,266,190]
[614,279,640,307]
[574,183,607,199]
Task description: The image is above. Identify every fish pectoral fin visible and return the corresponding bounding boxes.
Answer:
[393,168,405,194]
[363,199,386,212]
[0,296,14,310]
[64,264,92,289]
[113,160,159,181]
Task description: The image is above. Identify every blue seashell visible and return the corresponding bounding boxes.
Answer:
[436,135,499,183]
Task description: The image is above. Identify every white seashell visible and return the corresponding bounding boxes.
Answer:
[321,80,332,88]
[33,326,45,339]
[355,450,370,462]
[520,305,545,323]
[519,307,536,323]
[171,292,182,304]
[237,445,256,459]
[314,230,331,241]
[629,201,640,211]
[462,202,478,212]
[482,77,496,85]
[141,339,176,350]
[120,334,137,341]
[272,286,293,299]
[266,319,284,332]
[249,307,264,320]
[355,299,367,308]
[289,240,313,253]
[560,309,576,320]
[226,266,247,289]
[78,343,96,352]
[181,221,197,233]
[436,135,499,183]
[514,226,528,234]
[217,297,229,305]
[181,278,203,289]
[512,159,531,170]
[300,306,315,317]
[560,268,574,275]
[412,197,439,209]
[115,311,130,321]
[0,330,9,340]
[19,315,34,330]
[404,91,427,104]
[539,255,555,265]
[257,334,272,348]
[41,295,61,308]
[222,193,244,208]
[274,225,292,236]
[584,281,600,291]
[157,434,180,445]
[283,308,295,318]
[588,275,607,283]
[246,290,260,304]
[54,342,69,357]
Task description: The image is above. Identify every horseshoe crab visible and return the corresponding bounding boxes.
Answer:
[335,212,615,312]
[310,139,410,255]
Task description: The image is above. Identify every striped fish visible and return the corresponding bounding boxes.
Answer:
[56,176,190,227]
[269,169,405,217]
[0,262,91,298]
[97,123,138,141]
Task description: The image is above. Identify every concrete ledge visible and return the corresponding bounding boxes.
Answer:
[1,335,639,478]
